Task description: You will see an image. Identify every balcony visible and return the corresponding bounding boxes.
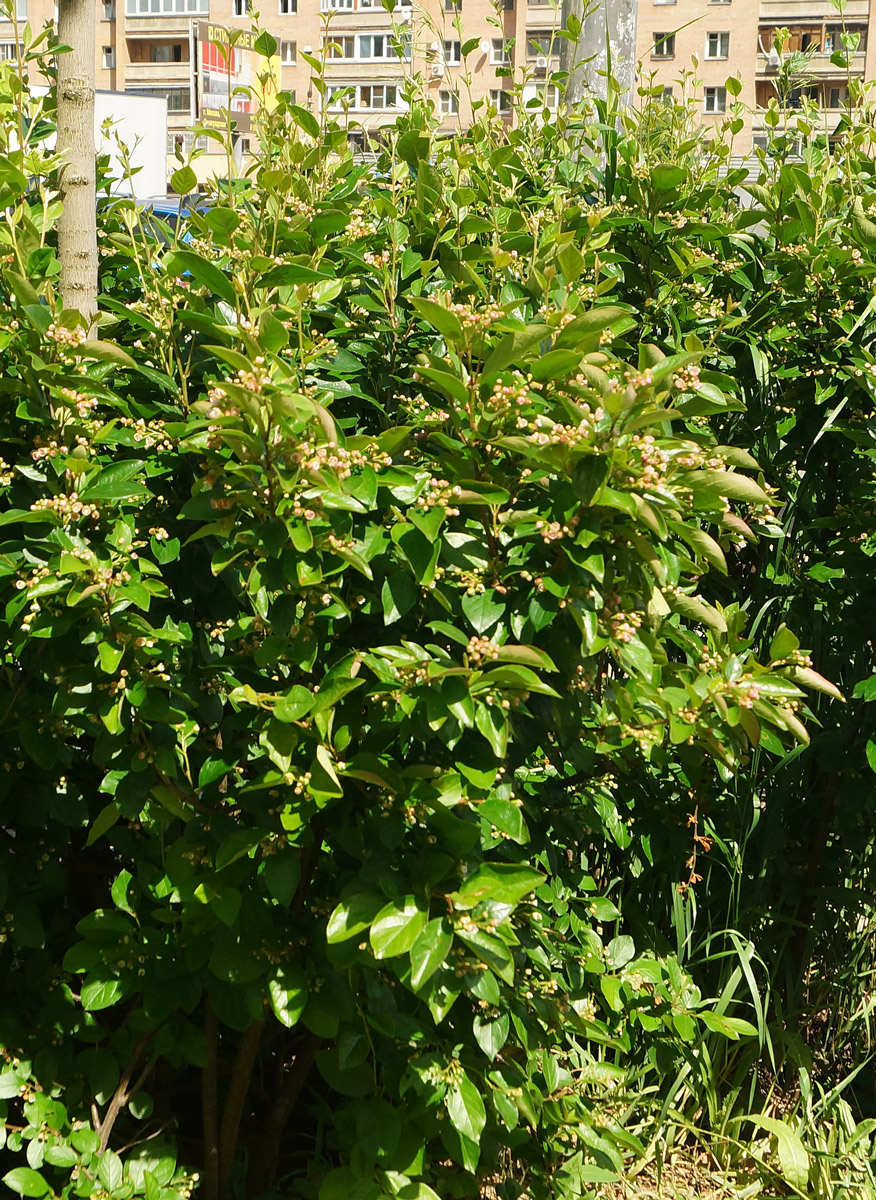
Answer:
[751,107,846,131]
[755,49,866,75]
[124,0,206,32]
[125,59,191,83]
[757,0,869,17]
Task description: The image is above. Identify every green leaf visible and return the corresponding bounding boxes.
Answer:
[685,469,772,507]
[409,296,463,342]
[268,964,307,1028]
[98,1150,124,1193]
[473,1012,509,1059]
[216,830,262,870]
[461,590,505,634]
[749,1115,809,1193]
[370,897,426,959]
[482,325,551,375]
[778,666,844,703]
[769,624,800,661]
[79,340,137,368]
[446,1071,486,1146]
[699,1011,758,1040]
[84,801,120,847]
[3,1169,51,1197]
[356,1098,401,1160]
[454,863,544,910]
[457,927,515,983]
[410,918,453,990]
[170,165,198,195]
[81,976,125,1011]
[289,103,320,139]
[665,592,727,633]
[326,892,385,943]
[164,249,236,306]
[382,573,417,625]
[264,853,301,905]
[650,163,686,191]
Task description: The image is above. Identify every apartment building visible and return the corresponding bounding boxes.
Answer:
[635,0,876,150]
[0,0,564,187]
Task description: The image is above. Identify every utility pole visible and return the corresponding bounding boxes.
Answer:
[559,0,638,109]
[56,0,98,327]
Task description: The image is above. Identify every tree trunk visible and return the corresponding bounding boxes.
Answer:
[56,0,97,326]
[558,0,637,108]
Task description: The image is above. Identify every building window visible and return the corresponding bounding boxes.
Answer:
[320,0,354,9]
[132,86,191,111]
[439,88,459,114]
[705,31,730,58]
[652,32,675,57]
[528,32,553,57]
[103,0,115,17]
[151,42,184,61]
[102,44,115,68]
[233,0,249,12]
[491,38,511,64]
[535,83,558,107]
[661,85,673,101]
[327,35,354,56]
[359,84,397,109]
[279,0,296,11]
[326,86,353,108]
[444,0,461,11]
[360,33,392,57]
[443,39,461,63]
[704,85,726,112]
[489,88,511,113]
[827,86,847,108]
[14,0,26,17]
[0,42,24,60]
[281,39,296,62]
[654,0,676,5]
[125,0,208,15]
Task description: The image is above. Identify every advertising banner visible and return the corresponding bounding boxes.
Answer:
[196,23,280,133]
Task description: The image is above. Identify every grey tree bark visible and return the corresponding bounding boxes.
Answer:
[56,0,98,326]
[558,0,638,109]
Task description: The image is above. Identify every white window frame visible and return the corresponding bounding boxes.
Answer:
[652,32,675,57]
[279,0,296,12]
[360,84,396,109]
[705,31,730,58]
[536,83,558,108]
[102,44,115,68]
[489,88,511,113]
[443,38,461,63]
[232,0,249,15]
[281,39,296,62]
[491,38,511,64]
[359,32,386,58]
[103,0,116,17]
[126,0,208,14]
[327,35,354,57]
[439,88,459,114]
[527,32,553,57]
[704,85,726,112]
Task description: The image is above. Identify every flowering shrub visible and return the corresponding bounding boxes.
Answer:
[0,36,866,1200]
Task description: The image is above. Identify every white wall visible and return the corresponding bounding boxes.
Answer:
[96,90,168,197]
[31,88,168,198]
